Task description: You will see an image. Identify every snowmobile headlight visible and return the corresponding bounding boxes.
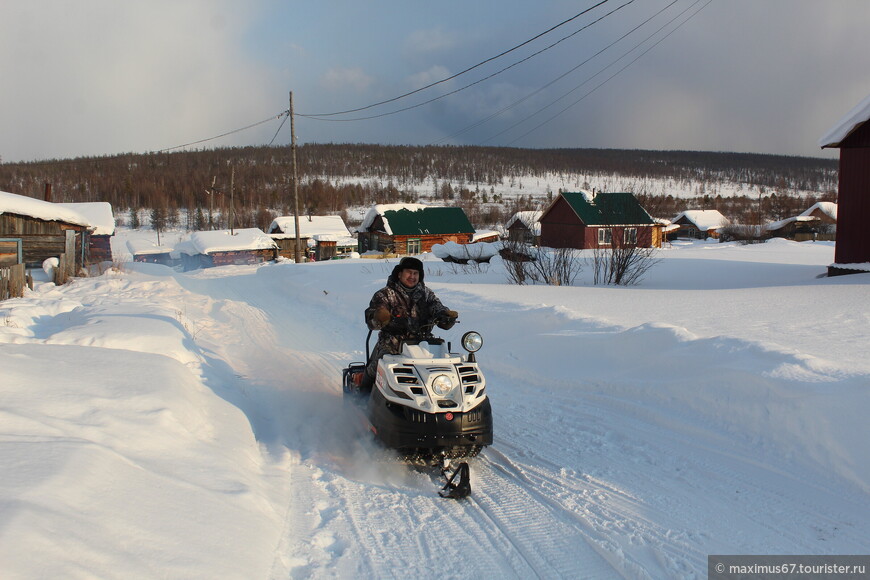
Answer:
[431,374,454,396]
[461,331,483,353]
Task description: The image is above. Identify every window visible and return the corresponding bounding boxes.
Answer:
[597,228,612,245]
[624,227,637,245]
[406,238,421,254]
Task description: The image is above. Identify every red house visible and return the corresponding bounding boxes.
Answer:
[539,191,658,249]
[820,95,870,276]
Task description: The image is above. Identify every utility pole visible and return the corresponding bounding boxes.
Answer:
[229,163,235,235]
[205,176,221,230]
[290,91,302,263]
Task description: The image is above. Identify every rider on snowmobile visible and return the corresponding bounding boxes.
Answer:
[359,256,458,392]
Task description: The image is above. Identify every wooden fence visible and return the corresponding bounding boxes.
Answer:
[0,263,26,301]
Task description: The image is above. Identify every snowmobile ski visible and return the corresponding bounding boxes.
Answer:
[439,462,471,499]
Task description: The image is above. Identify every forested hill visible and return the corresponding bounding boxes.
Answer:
[0,144,839,229]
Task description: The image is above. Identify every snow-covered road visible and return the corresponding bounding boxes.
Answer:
[1,239,868,579]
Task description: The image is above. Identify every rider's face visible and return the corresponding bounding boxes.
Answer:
[398,268,419,288]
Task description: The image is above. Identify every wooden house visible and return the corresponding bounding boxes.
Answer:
[820,94,870,275]
[356,204,475,255]
[671,209,730,240]
[175,228,278,271]
[539,191,658,250]
[764,202,837,241]
[506,211,542,245]
[0,189,91,269]
[267,215,354,261]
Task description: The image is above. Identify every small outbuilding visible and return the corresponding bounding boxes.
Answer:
[505,211,543,245]
[539,191,658,249]
[175,228,278,271]
[671,209,731,240]
[127,238,174,265]
[267,215,354,261]
[58,201,116,263]
[357,204,475,255]
[819,94,870,275]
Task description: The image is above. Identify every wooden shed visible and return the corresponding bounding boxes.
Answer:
[175,228,278,271]
[506,211,542,245]
[357,204,475,255]
[539,191,657,250]
[0,189,91,269]
[820,94,870,275]
[267,215,353,261]
[59,201,115,263]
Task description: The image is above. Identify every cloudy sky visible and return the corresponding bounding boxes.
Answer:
[2,0,868,163]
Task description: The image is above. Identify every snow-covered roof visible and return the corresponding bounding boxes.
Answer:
[799,201,837,221]
[268,215,350,240]
[312,234,356,246]
[175,228,278,256]
[58,202,115,235]
[126,238,173,255]
[819,94,870,148]
[0,189,91,229]
[673,209,730,231]
[357,203,433,235]
[472,230,499,242]
[505,211,543,235]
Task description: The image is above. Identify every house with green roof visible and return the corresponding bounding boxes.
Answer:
[540,191,659,249]
[357,204,475,255]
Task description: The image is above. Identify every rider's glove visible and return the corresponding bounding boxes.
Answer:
[373,306,391,327]
[385,316,411,334]
[437,310,459,329]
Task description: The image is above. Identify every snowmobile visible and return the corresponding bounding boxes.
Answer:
[342,321,493,498]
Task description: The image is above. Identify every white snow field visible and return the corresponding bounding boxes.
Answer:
[1,234,868,579]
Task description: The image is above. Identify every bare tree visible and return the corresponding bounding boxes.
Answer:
[591,234,659,285]
[500,239,581,286]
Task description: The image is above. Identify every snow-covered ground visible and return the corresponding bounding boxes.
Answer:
[1,231,867,579]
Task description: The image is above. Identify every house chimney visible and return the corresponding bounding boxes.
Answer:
[44,182,52,202]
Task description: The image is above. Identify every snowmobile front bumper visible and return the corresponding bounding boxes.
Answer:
[368,388,493,452]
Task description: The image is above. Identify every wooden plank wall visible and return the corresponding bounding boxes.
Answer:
[0,264,26,300]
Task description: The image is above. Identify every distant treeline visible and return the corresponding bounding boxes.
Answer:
[0,144,839,230]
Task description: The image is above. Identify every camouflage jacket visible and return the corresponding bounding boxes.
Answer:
[365,276,454,362]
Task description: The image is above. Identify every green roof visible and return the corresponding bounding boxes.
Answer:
[560,192,655,226]
[382,206,474,236]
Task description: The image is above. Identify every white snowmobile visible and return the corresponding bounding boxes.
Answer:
[343,322,493,498]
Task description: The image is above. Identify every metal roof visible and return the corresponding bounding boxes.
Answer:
[379,206,475,236]
[559,191,655,226]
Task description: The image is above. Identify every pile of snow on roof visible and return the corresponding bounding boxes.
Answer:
[175,229,277,256]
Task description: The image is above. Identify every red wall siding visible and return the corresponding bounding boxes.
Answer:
[540,197,583,248]
[834,146,870,265]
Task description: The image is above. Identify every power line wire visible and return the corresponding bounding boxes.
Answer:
[431,0,680,145]
[501,0,713,146]
[299,0,637,123]
[156,111,289,153]
[297,0,614,118]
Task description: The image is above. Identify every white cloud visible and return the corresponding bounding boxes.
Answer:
[319,67,375,92]
[404,28,456,55]
[0,0,278,161]
[405,65,452,91]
